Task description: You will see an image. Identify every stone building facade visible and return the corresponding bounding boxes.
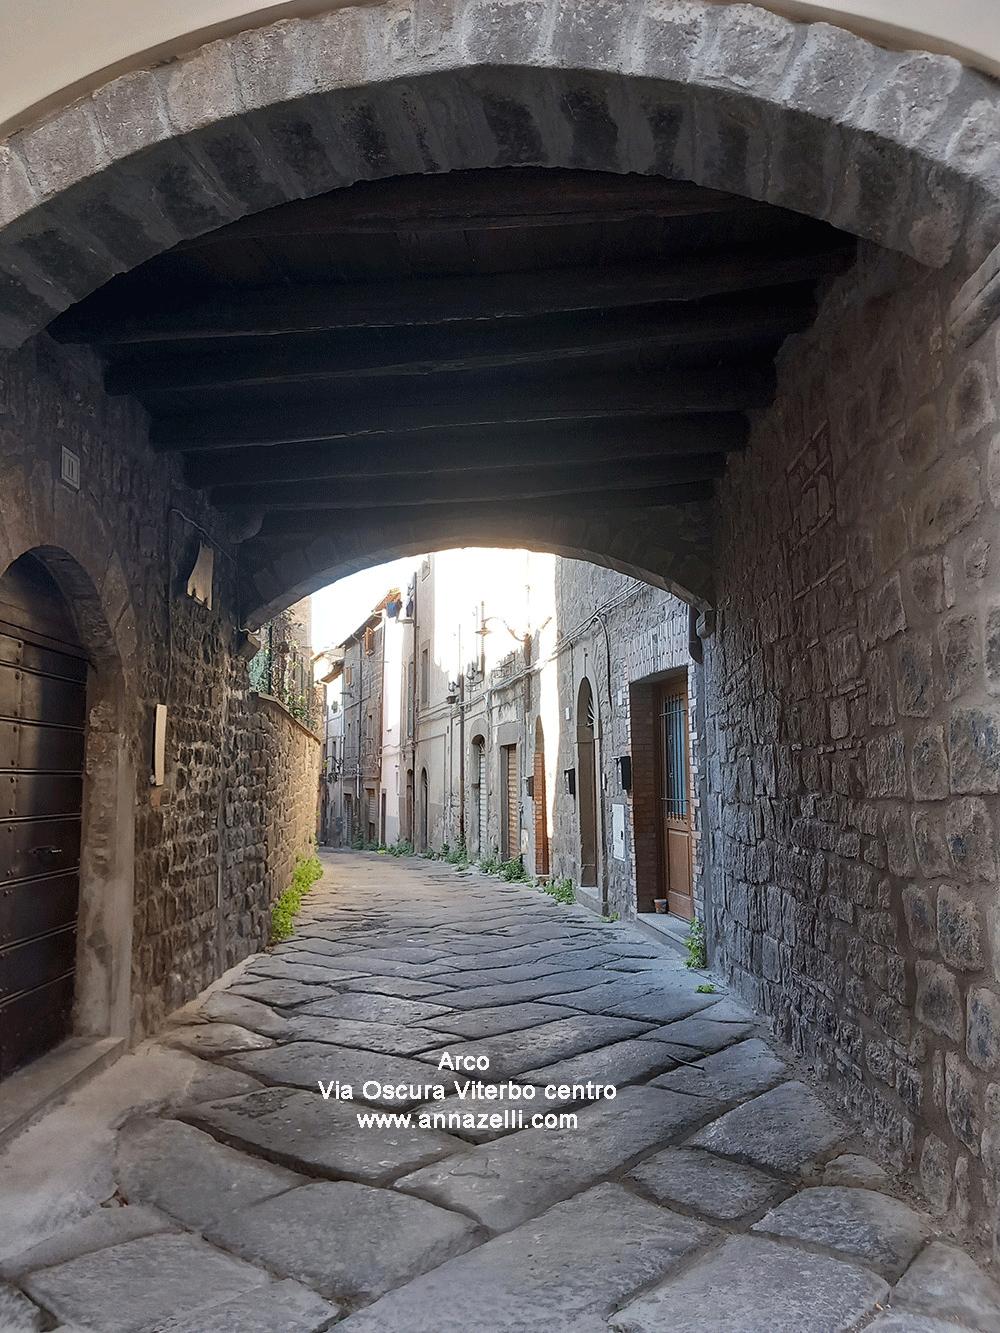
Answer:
[703,238,1000,1236]
[0,330,320,1060]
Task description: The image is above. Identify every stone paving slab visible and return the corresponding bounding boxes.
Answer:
[1,1205,176,1280]
[192,992,292,1038]
[148,1279,341,1333]
[283,1014,446,1055]
[651,1038,788,1102]
[0,1281,48,1331]
[421,1001,581,1038]
[288,955,446,980]
[823,1153,891,1189]
[227,979,334,1009]
[626,1146,790,1221]
[867,1315,977,1332]
[396,1085,716,1231]
[336,974,451,999]
[160,1023,276,1058]
[520,1037,681,1088]
[184,1086,467,1182]
[115,1117,304,1230]
[416,1015,652,1077]
[602,988,725,1025]
[243,958,366,986]
[168,1054,266,1107]
[439,970,619,1008]
[752,1186,930,1280]
[532,978,662,1014]
[420,960,576,987]
[639,1002,755,1055]
[207,1179,480,1303]
[223,1042,447,1105]
[688,1080,845,1172]
[335,1182,717,1332]
[22,1233,269,1333]
[294,993,454,1025]
[610,1233,890,1333]
[891,1242,1000,1332]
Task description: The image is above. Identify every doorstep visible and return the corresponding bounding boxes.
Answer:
[632,910,691,959]
[0,1036,125,1151]
[573,884,603,916]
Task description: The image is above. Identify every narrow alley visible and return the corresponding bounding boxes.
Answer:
[1,850,998,1332]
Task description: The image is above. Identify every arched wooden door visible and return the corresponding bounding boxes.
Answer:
[0,554,88,1077]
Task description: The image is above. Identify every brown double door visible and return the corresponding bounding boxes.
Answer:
[0,555,87,1078]
[657,679,694,920]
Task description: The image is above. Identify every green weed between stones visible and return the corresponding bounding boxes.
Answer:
[544,876,575,904]
[269,854,322,943]
[685,918,707,969]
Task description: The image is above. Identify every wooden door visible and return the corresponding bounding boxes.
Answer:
[0,555,87,1078]
[657,679,693,919]
[502,745,518,861]
[577,680,598,887]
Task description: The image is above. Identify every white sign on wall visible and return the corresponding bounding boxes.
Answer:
[612,804,626,861]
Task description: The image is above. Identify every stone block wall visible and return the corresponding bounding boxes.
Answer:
[0,330,319,1043]
[707,239,1000,1251]
[552,560,699,920]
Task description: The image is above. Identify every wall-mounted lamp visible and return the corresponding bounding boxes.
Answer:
[186,543,214,609]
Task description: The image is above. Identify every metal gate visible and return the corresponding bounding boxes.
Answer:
[0,555,87,1078]
[477,742,487,858]
[658,679,693,920]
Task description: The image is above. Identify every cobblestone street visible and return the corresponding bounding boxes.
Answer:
[1,850,999,1332]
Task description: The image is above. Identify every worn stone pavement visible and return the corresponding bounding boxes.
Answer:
[2,851,1000,1333]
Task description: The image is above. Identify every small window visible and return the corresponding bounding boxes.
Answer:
[345,665,353,688]
[420,645,430,705]
[364,627,375,655]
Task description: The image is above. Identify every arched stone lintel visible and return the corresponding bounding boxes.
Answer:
[239,501,715,627]
[0,0,999,347]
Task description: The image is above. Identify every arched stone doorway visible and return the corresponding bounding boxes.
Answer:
[0,547,132,1075]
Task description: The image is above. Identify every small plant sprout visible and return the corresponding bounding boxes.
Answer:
[685,918,707,969]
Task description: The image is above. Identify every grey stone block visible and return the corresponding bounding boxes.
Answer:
[296,992,453,1023]
[417,1015,651,1077]
[915,961,964,1042]
[752,1186,929,1279]
[243,957,363,986]
[185,1085,466,1182]
[967,987,1000,1070]
[640,999,754,1054]
[651,1038,789,1102]
[335,1182,716,1332]
[208,1180,479,1302]
[823,1154,890,1190]
[194,991,292,1037]
[223,1041,451,1104]
[397,1085,713,1231]
[115,1117,303,1230]
[422,1001,581,1037]
[688,1081,845,1173]
[15,104,110,198]
[0,1282,48,1331]
[23,1233,268,1333]
[148,1279,340,1333]
[627,1146,789,1220]
[520,1037,679,1088]
[1,1205,175,1280]
[865,1314,972,1332]
[284,1014,447,1055]
[937,886,984,970]
[161,1023,275,1057]
[611,1234,889,1333]
[90,67,172,159]
[891,1241,1000,1332]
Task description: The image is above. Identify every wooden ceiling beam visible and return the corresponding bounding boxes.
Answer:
[154,367,774,451]
[173,169,766,242]
[184,415,748,488]
[209,454,726,510]
[250,480,716,536]
[106,297,813,397]
[54,245,853,347]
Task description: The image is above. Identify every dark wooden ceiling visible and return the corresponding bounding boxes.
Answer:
[49,167,855,591]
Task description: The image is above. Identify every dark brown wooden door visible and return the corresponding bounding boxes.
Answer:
[0,555,87,1078]
[502,745,518,862]
[658,679,693,920]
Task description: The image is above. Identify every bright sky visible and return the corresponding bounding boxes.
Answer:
[311,556,422,653]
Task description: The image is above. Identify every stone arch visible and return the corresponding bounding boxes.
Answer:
[1,543,133,1050]
[0,0,999,350]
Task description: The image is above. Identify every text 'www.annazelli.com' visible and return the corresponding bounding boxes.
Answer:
[354,1109,579,1131]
